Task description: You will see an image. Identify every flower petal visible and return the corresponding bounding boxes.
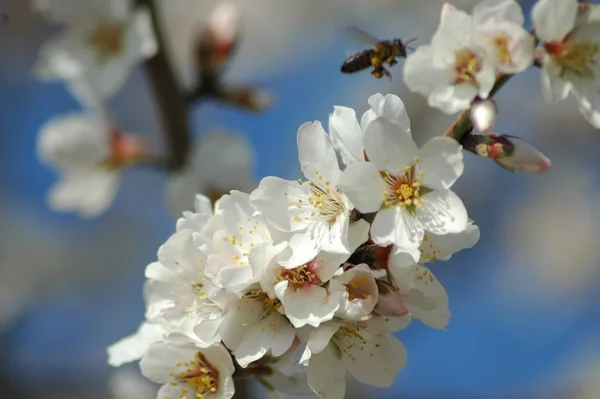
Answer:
[532,0,578,42]
[473,0,525,25]
[417,189,468,235]
[306,345,346,399]
[371,206,424,250]
[298,121,341,184]
[337,162,385,213]
[418,136,464,190]
[363,117,418,172]
[329,106,364,166]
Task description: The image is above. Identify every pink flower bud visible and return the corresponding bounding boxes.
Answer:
[206,1,240,46]
[490,134,551,174]
[470,99,498,132]
[374,280,409,317]
[196,2,240,72]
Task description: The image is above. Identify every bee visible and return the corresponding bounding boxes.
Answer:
[341,27,415,79]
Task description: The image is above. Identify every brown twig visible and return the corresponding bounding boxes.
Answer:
[135,0,191,171]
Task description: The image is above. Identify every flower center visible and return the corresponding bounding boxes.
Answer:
[345,276,371,301]
[308,182,345,225]
[381,162,427,214]
[172,352,219,398]
[278,262,321,290]
[89,23,124,61]
[493,35,512,66]
[545,37,600,79]
[453,48,482,86]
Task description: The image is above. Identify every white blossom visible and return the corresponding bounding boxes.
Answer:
[250,121,353,266]
[532,0,600,128]
[257,220,369,328]
[33,0,157,105]
[404,3,496,114]
[300,317,407,399]
[140,337,235,399]
[107,91,483,398]
[338,116,468,260]
[329,93,410,167]
[37,113,139,217]
[471,0,535,74]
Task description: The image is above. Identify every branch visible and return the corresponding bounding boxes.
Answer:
[136,0,191,171]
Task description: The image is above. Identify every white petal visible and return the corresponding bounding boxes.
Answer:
[371,206,424,250]
[367,93,411,132]
[393,265,450,329]
[572,76,600,128]
[48,170,120,218]
[418,136,464,190]
[417,189,468,235]
[280,285,341,328]
[234,312,295,367]
[107,322,164,367]
[422,222,480,262]
[540,62,572,102]
[250,176,306,232]
[328,106,364,166]
[363,117,417,172]
[306,322,341,355]
[37,113,109,170]
[306,345,346,399]
[473,0,525,25]
[532,0,578,42]
[298,121,341,183]
[429,83,478,114]
[404,45,454,99]
[342,321,406,387]
[337,162,385,213]
[140,341,199,384]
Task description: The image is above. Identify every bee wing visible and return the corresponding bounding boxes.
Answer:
[344,26,381,45]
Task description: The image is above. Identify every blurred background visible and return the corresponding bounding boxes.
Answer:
[2,0,600,398]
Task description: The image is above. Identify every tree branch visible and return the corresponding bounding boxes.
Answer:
[136,0,191,171]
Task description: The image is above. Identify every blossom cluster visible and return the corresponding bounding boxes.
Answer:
[404,0,600,130]
[108,93,480,398]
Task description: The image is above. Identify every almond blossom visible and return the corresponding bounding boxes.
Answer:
[250,121,354,266]
[37,112,143,217]
[140,337,235,399]
[107,92,481,399]
[300,317,407,399]
[33,0,157,105]
[532,0,600,128]
[337,116,468,260]
[404,0,533,114]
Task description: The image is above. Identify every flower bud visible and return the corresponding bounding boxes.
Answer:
[469,99,498,132]
[374,279,409,317]
[195,1,240,73]
[488,134,551,174]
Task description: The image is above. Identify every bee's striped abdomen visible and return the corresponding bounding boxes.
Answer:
[341,50,374,73]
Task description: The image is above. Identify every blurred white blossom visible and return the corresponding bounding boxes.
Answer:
[37,113,143,217]
[533,0,600,128]
[33,0,157,105]
[404,0,532,114]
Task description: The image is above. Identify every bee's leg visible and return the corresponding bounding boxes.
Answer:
[381,67,392,80]
[387,57,398,67]
[371,68,383,79]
